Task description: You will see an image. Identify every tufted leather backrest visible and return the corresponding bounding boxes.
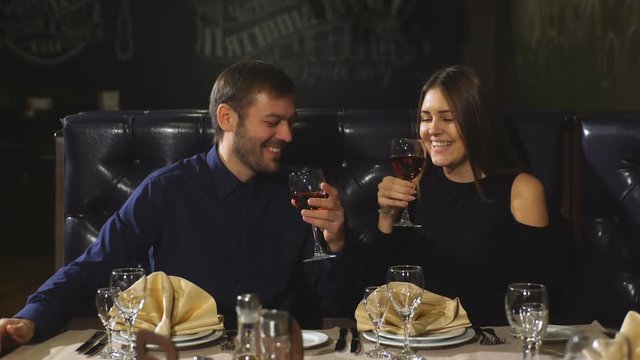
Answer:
[61,109,419,264]
[577,114,640,328]
[60,109,570,316]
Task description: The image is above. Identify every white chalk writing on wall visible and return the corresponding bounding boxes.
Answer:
[192,0,424,86]
[512,0,640,94]
[0,0,105,65]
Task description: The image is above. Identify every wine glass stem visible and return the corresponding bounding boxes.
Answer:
[311,226,325,255]
[374,321,382,349]
[105,328,113,354]
[522,339,537,360]
[400,207,412,224]
[125,315,135,356]
[402,317,412,354]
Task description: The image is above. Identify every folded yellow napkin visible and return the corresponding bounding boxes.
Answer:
[621,310,640,360]
[111,271,224,336]
[355,283,471,336]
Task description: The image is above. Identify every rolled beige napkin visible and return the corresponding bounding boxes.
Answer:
[355,283,471,336]
[621,310,640,360]
[111,271,224,336]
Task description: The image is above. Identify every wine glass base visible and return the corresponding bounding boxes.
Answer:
[97,347,126,359]
[392,353,424,360]
[303,253,337,262]
[393,222,422,228]
[364,347,393,358]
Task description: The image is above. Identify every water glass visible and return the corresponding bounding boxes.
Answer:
[110,268,146,360]
[564,328,631,360]
[363,286,392,359]
[386,265,425,360]
[505,283,549,360]
[96,287,125,359]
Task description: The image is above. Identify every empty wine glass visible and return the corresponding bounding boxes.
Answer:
[389,138,425,227]
[386,265,425,360]
[96,287,125,359]
[110,268,146,360]
[505,283,549,360]
[564,328,631,360]
[289,168,336,262]
[363,286,392,359]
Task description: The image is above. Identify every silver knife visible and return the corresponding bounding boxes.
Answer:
[334,327,348,352]
[84,336,108,356]
[75,331,106,353]
[350,328,361,354]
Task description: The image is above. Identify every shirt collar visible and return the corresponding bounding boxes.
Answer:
[206,145,243,198]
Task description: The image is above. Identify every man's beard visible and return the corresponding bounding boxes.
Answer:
[232,121,281,176]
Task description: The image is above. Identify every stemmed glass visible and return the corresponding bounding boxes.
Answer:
[289,168,336,262]
[96,287,125,359]
[110,268,146,359]
[386,265,425,360]
[389,138,425,227]
[363,286,392,359]
[564,328,631,360]
[505,283,549,360]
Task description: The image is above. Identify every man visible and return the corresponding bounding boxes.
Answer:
[0,60,348,352]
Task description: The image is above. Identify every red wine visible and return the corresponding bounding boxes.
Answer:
[390,155,425,180]
[291,191,328,209]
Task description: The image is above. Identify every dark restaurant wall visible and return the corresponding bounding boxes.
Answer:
[1,0,640,256]
[0,0,468,116]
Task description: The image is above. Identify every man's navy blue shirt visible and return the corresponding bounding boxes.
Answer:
[17,146,344,339]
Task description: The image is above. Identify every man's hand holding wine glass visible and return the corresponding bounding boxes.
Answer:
[298,181,345,253]
[289,168,345,260]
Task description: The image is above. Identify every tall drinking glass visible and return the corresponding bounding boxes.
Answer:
[363,286,392,359]
[505,283,549,360]
[96,287,125,359]
[389,138,425,227]
[110,268,146,360]
[289,168,336,262]
[386,265,425,360]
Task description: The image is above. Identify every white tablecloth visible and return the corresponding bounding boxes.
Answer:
[4,324,600,359]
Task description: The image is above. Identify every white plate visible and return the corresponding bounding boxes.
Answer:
[302,330,329,349]
[113,330,222,349]
[118,329,213,342]
[379,327,466,342]
[363,328,475,349]
[509,325,575,343]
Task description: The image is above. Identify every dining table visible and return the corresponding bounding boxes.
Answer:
[2,320,602,360]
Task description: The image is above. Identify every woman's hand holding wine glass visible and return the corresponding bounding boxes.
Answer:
[378,138,425,230]
[110,268,146,360]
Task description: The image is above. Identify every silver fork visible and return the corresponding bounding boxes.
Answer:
[482,328,506,345]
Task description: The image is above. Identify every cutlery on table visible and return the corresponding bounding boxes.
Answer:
[75,330,106,353]
[350,327,362,354]
[482,327,506,345]
[84,336,108,356]
[335,327,348,352]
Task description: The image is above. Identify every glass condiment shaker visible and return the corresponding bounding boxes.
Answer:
[261,310,291,360]
[234,293,262,360]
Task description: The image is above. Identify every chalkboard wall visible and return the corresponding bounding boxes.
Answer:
[0,0,468,115]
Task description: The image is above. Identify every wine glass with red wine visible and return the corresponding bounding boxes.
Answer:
[390,138,425,227]
[289,168,337,262]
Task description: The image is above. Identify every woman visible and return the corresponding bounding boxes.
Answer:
[374,65,549,325]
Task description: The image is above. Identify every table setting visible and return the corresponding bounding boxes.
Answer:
[3,264,639,360]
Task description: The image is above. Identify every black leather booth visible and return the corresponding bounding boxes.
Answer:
[58,108,639,327]
[576,114,640,328]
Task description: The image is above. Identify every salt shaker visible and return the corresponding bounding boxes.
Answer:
[261,310,291,360]
[234,293,261,360]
